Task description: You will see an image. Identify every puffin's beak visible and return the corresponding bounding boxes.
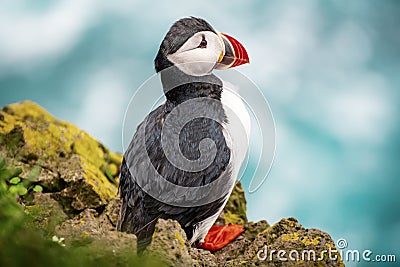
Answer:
[215,32,249,70]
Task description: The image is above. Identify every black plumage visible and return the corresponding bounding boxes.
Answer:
[117,17,233,253]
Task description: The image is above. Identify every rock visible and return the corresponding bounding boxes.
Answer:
[0,101,344,266]
[244,220,270,240]
[56,209,112,240]
[55,208,136,251]
[24,192,68,236]
[190,248,218,267]
[103,197,122,227]
[145,219,194,267]
[52,208,139,265]
[0,101,121,214]
[210,217,344,267]
[216,181,247,225]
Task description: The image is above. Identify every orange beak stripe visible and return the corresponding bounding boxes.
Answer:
[220,33,250,67]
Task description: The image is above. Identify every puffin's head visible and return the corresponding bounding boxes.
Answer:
[154,17,249,76]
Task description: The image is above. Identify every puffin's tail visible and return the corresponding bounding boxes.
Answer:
[117,200,159,254]
[117,159,160,254]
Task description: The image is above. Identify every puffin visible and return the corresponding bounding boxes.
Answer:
[117,17,250,253]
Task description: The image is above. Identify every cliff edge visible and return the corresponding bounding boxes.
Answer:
[0,101,344,266]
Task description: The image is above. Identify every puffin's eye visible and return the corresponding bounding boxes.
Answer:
[198,37,207,48]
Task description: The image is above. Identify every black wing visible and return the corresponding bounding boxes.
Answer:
[117,102,231,252]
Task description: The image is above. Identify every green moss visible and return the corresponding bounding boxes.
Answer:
[0,101,345,267]
[0,126,25,156]
[0,215,165,267]
[107,152,123,165]
[220,181,247,225]
[243,220,269,240]
[107,163,119,176]
[24,193,68,237]
[0,101,120,211]
[79,157,118,203]
[72,132,106,168]
[1,102,75,160]
[223,211,245,225]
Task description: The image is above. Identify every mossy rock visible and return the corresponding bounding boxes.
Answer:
[145,219,194,267]
[223,217,345,267]
[0,101,344,267]
[0,101,122,213]
[24,192,68,236]
[216,181,248,225]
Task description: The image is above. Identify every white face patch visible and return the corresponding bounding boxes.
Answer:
[167,31,223,76]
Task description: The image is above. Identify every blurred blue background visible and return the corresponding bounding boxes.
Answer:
[1,0,399,265]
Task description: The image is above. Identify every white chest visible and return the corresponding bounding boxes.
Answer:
[221,82,250,178]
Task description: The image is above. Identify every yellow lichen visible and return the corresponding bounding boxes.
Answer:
[72,132,105,168]
[108,152,123,165]
[81,231,90,238]
[1,101,83,159]
[222,182,247,224]
[261,228,270,235]
[10,101,53,121]
[80,157,118,202]
[223,211,245,225]
[107,163,119,177]
[174,232,185,249]
[301,236,320,246]
[325,242,334,249]
[0,101,119,205]
[281,232,299,242]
